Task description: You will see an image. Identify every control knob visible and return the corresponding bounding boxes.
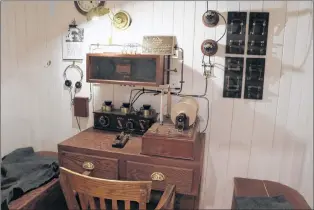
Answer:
[117,117,124,130]
[99,115,110,127]
[126,119,135,130]
[139,120,149,131]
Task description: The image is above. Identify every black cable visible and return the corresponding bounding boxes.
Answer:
[129,90,142,104]
[131,92,145,107]
[76,116,81,132]
[126,83,210,133]
[131,90,157,107]
[68,86,82,131]
[216,12,227,43]
[172,77,208,98]
[130,90,143,111]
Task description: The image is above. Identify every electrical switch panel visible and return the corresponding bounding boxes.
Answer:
[244,58,265,100]
[247,12,269,55]
[226,12,247,55]
[223,57,244,98]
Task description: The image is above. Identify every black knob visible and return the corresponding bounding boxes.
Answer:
[143,104,151,110]
[139,120,149,131]
[126,120,134,130]
[104,101,112,106]
[122,103,130,108]
[117,117,123,129]
[99,116,109,127]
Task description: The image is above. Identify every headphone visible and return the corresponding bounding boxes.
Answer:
[63,63,83,90]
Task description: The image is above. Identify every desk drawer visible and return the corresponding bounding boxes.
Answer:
[60,151,118,179]
[126,161,193,194]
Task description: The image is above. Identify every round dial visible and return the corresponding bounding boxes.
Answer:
[116,117,124,130]
[201,39,218,56]
[99,115,109,127]
[74,1,105,15]
[139,120,149,131]
[126,119,134,130]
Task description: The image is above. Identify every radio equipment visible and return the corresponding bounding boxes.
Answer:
[141,96,201,160]
[93,102,158,135]
[171,97,199,131]
[86,53,166,87]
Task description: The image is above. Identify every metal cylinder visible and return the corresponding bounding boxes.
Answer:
[102,101,113,112]
[143,109,150,117]
[121,107,128,114]
[102,105,112,112]
[171,97,199,126]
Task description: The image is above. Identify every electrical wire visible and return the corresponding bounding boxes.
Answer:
[89,83,93,102]
[216,12,227,43]
[68,86,82,132]
[200,96,209,133]
[129,89,142,105]
[205,1,227,43]
[124,42,210,133]
[173,78,208,98]
[130,90,157,109]
[76,116,81,132]
[131,92,145,107]
[175,47,185,93]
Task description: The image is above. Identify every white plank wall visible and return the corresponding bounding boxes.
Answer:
[1,1,313,209]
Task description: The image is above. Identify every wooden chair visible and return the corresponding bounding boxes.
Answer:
[59,167,176,210]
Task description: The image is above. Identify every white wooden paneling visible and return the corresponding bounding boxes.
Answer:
[1,1,313,208]
[247,0,287,180]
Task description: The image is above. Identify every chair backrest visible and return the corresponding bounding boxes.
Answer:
[59,167,152,210]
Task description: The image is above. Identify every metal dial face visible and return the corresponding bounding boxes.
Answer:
[126,119,134,130]
[75,1,104,14]
[139,120,149,131]
[99,115,110,127]
[117,117,124,130]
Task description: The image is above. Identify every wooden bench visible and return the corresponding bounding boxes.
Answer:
[232,177,311,209]
[8,151,67,210]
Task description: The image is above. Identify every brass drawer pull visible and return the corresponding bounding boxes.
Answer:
[82,162,94,171]
[151,172,165,181]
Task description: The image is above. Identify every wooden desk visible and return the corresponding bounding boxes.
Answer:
[232,177,311,209]
[58,128,204,210]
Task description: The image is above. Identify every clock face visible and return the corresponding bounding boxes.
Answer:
[74,1,105,15]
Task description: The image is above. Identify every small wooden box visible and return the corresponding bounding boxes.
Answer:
[74,97,89,117]
[141,119,200,160]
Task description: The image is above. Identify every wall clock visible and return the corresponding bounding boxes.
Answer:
[74,1,105,15]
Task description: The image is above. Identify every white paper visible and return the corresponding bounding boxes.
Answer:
[62,27,84,60]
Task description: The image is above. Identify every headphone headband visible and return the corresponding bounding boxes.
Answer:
[63,63,83,82]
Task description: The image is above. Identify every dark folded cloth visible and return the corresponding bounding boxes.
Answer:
[1,147,59,210]
[235,195,294,209]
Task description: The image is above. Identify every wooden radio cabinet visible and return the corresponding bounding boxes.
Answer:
[86,53,165,86]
